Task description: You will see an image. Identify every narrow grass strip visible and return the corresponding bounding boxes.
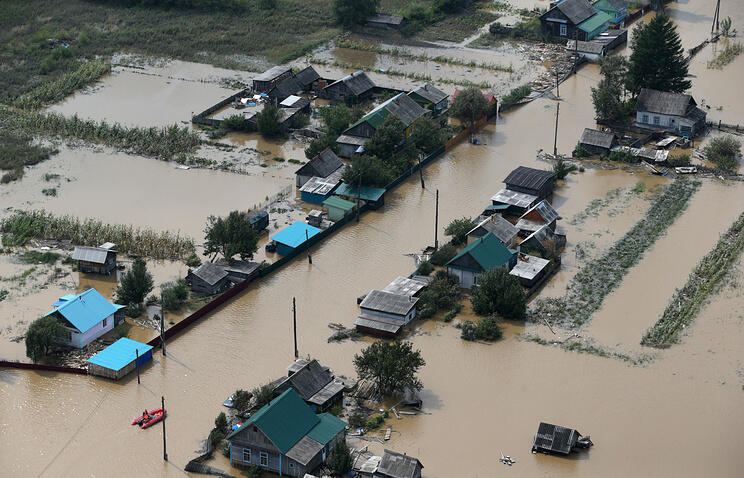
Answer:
[14,61,111,109]
[530,179,701,328]
[642,209,744,347]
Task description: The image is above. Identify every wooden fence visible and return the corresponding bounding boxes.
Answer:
[0,360,88,375]
[191,88,250,127]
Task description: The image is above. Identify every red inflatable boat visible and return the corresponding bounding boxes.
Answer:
[132,408,166,428]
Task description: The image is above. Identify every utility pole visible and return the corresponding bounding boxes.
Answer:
[305,230,312,264]
[553,102,560,157]
[162,396,168,461]
[573,30,579,74]
[555,69,560,98]
[417,153,425,189]
[292,297,298,359]
[711,0,721,34]
[160,296,166,357]
[434,189,439,251]
[136,348,140,384]
[356,172,361,223]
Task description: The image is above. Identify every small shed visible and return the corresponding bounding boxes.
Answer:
[591,28,627,50]
[408,83,449,113]
[516,200,559,236]
[466,215,519,248]
[296,148,344,187]
[300,175,343,204]
[334,184,386,209]
[532,422,592,455]
[323,196,356,222]
[490,188,539,216]
[376,449,424,478]
[566,40,606,61]
[274,359,344,412]
[253,65,294,93]
[72,244,117,275]
[579,128,618,154]
[335,134,369,158]
[222,261,261,283]
[504,166,555,200]
[270,75,303,103]
[271,222,322,256]
[365,14,408,30]
[247,210,269,231]
[280,95,311,113]
[509,254,551,288]
[187,262,229,294]
[320,70,375,102]
[295,66,321,92]
[87,338,153,380]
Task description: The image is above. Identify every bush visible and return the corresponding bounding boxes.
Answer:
[573,143,591,158]
[445,217,475,245]
[501,85,532,107]
[348,411,366,428]
[470,268,526,319]
[257,104,283,137]
[20,251,60,264]
[668,154,691,167]
[443,303,461,322]
[232,389,252,411]
[327,439,353,476]
[251,384,275,409]
[703,136,741,171]
[553,158,578,180]
[416,261,434,276]
[429,244,457,266]
[221,114,253,132]
[161,279,189,311]
[602,150,639,163]
[125,302,144,318]
[416,272,461,318]
[475,316,503,341]
[365,414,385,429]
[184,251,201,267]
[460,320,477,340]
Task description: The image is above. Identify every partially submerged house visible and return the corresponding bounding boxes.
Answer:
[187,261,229,295]
[300,168,344,204]
[222,261,261,284]
[540,0,611,41]
[375,449,424,478]
[520,224,565,259]
[516,200,559,236]
[490,188,539,216]
[247,210,270,232]
[366,14,408,30]
[72,243,117,275]
[565,40,606,61]
[269,75,303,103]
[270,222,322,256]
[408,83,449,114]
[322,195,356,222]
[334,184,386,209]
[578,128,618,154]
[295,148,344,188]
[344,93,427,139]
[503,166,555,201]
[592,0,628,26]
[446,232,518,289]
[87,337,153,380]
[382,276,432,298]
[532,422,593,455]
[635,88,707,137]
[253,66,294,93]
[509,254,551,288]
[227,388,346,477]
[44,288,125,349]
[355,289,418,337]
[320,70,375,102]
[274,359,344,412]
[466,215,519,248]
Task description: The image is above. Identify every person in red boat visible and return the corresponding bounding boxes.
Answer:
[142,409,149,420]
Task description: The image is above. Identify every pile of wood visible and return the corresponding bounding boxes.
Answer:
[50,337,114,368]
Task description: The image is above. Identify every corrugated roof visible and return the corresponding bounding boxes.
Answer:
[533,422,580,455]
[556,0,596,24]
[71,246,110,264]
[367,14,406,26]
[86,338,153,371]
[296,148,344,178]
[522,224,557,250]
[329,70,375,96]
[271,222,322,249]
[308,380,345,406]
[254,65,292,82]
[335,184,385,201]
[384,94,428,127]
[579,11,612,33]
[377,449,423,478]
[44,288,123,333]
[192,262,228,286]
[360,289,417,316]
[272,75,303,101]
[566,40,605,54]
[491,188,538,208]
[355,315,403,334]
[521,200,559,224]
[300,175,341,196]
[447,232,515,272]
[409,83,448,105]
[274,360,332,401]
[336,134,370,146]
[510,255,550,281]
[285,435,323,466]
[504,166,555,192]
[637,88,697,117]
[294,65,320,87]
[323,195,356,211]
[580,128,616,148]
[383,276,432,297]
[467,215,519,245]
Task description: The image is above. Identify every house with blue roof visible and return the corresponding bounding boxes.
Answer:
[270,222,322,256]
[227,388,346,477]
[87,337,153,380]
[44,288,125,348]
[446,232,518,288]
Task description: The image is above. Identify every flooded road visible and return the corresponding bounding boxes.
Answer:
[3,2,744,477]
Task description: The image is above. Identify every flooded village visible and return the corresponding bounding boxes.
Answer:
[2,0,744,477]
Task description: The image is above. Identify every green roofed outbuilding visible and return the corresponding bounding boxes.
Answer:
[446,232,517,289]
[322,196,356,222]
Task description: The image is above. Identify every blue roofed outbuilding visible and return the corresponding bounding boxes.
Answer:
[87,338,154,380]
[270,222,322,256]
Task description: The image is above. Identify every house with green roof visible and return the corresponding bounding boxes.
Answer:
[343,93,428,140]
[446,232,518,289]
[227,388,346,477]
[539,0,610,41]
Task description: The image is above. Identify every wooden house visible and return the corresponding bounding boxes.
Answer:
[466,215,519,248]
[565,39,606,61]
[365,14,408,30]
[578,128,618,154]
[375,450,424,478]
[532,422,593,455]
[270,222,322,256]
[72,244,117,275]
[408,83,449,114]
[320,70,375,102]
[509,254,551,288]
[253,65,294,93]
[44,288,125,349]
[87,338,153,380]
[355,289,418,337]
[269,75,303,103]
[592,0,628,26]
[516,200,559,236]
[335,134,369,158]
[635,88,707,137]
[274,359,344,412]
[227,388,346,477]
[186,262,229,294]
[540,0,610,41]
[503,166,555,201]
[294,66,321,92]
[322,195,355,222]
[446,232,517,289]
[344,93,428,139]
[295,148,344,187]
[334,184,386,209]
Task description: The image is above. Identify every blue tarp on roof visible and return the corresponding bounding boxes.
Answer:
[44,288,124,333]
[270,222,322,249]
[87,338,153,371]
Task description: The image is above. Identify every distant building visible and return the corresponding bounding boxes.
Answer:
[578,128,618,154]
[635,88,707,137]
[510,254,551,288]
[271,222,322,256]
[227,388,346,477]
[274,359,344,412]
[503,166,555,201]
[253,65,294,93]
[322,196,356,222]
[366,14,408,30]
[87,337,153,380]
[592,0,628,26]
[540,0,611,41]
[344,93,428,139]
[295,148,344,188]
[320,70,375,102]
[72,243,117,275]
[516,200,559,236]
[446,232,518,289]
[466,215,519,248]
[44,288,125,348]
[186,262,230,295]
[355,289,419,337]
[408,83,449,114]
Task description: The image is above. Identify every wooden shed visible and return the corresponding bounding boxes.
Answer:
[579,128,618,154]
[186,262,229,294]
[72,244,117,275]
[253,65,294,93]
[87,338,153,380]
[322,196,356,222]
[503,166,555,201]
[320,71,375,102]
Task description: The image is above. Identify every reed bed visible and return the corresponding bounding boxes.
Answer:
[0,210,196,260]
[707,42,742,70]
[642,210,744,347]
[14,61,111,109]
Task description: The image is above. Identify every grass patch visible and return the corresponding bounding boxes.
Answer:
[20,250,60,264]
[531,179,701,328]
[416,6,499,43]
[642,210,744,347]
[707,42,742,70]
[520,333,652,365]
[0,128,58,184]
[500,84,532,108]
[13,60,111,109]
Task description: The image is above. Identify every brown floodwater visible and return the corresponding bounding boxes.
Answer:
[3,4,744,476]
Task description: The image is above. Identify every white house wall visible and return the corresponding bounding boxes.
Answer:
[62,313,115,348]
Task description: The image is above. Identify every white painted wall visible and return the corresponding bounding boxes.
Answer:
[61,313,115,348]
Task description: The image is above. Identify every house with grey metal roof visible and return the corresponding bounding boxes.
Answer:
[295,148,344,187]
[253,65,294,93]
[344,93,428,140]
[320,70,375,102]
[466,215,519,248]
[504,166,555,201]
[383,276,432,298]
[186,262,229,295]
[270,75,303,103]
[408,83,449,114]
[579,128,618,154]
[72,244,117,275]
[516,199,559,235]
[565,39,606,61]
[274,359,344,412]
[375,449,424,478]
[491,188,539,216]
[635,88,707,137]
[355,289,418,337]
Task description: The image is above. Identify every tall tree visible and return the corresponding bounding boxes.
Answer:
[591,55,629,120]
[449,86,489,131]
[626,15,691,94]
[353,340,425,396]
[327,440,353,476]
[203,210,259,263]
[333,0,379,28]
[115,258,154,305]
[342,155,394,187]
[25,316,66,362]
[410,117,446,154]
[365,115,407,160]
[257,104,283,137]
[470,268,526,319]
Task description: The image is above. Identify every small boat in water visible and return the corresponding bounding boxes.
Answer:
[132,408,166,429]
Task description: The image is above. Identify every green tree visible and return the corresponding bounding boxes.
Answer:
[353,340,426,396]
[25,316,66,362]
[626,15,691,94]
[409,117,446,154]
[251,383,275,409]
[232,389,252,411]
[115,258,154,306]
[429,244,457,266]
[591,55,629,120]
[703,135,741,171]
[327,440,353,476]
[416,271,461,318]
[475,316,503,341]
[470,268,526,319]
[365,115,407,160]
[553,158,578,180]
[257,104,283,137]
[444,217,475,245]
[449,86,489,131]
[258,0,276,9]
[161,279,189,311]
[333,0,379,27]
[305,136,336,159]
[203,210,259,263]
[318,104,353,137]
[342,155,395,187]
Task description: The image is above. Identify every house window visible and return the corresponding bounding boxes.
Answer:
[65,329,72,341]
[259,452,269,467]
[653,116,660,125]
[102,318,107,327]
[473,275,478,285]
[242,448,251,463]
[289,463,294,469]
[670,118,676,126]
[560,24,567,36]
[642,114,649,123]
